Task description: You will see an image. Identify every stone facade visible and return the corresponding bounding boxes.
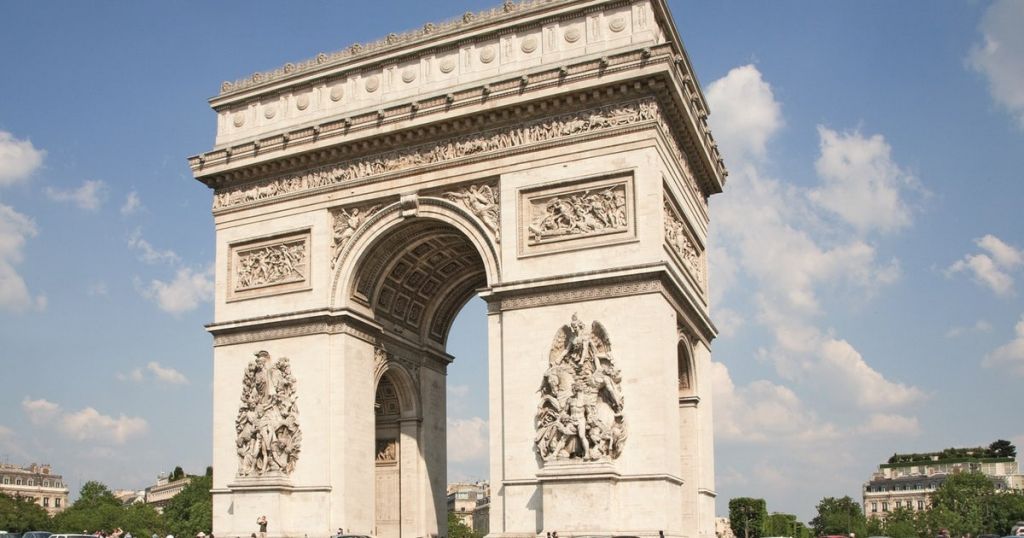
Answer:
[191,1,724,537]
[0,463,70,515]
[145,474,193,513]
[863,453,1023,520]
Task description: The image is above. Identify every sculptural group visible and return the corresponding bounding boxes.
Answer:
[236,351,302,477]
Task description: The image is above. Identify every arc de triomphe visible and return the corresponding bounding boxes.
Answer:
[189,1,726,537]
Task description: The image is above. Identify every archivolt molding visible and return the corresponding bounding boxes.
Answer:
[372,344,421,417]
[330,196,500,311]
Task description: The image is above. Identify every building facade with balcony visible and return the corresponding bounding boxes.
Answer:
[863,447,1022,520]
[145,473,192,513]
[446,482,489,532]
[0,462,70,515]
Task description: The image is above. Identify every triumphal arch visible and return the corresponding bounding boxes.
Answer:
[189,1,726,537]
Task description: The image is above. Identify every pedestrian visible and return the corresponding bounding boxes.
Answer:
[257,515,268,538]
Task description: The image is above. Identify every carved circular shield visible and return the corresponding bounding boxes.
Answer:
[564,27,582,43]
[609,17,627,33]
[480,46,496,64]
[365,76,380,93]
[521,36,538,54]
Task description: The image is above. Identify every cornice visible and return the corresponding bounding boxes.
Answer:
[192,44,673,178]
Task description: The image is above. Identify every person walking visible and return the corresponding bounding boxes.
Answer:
[257,515,268,538]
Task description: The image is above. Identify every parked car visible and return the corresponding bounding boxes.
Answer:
[23,531,52,538]
[50,534,94,538]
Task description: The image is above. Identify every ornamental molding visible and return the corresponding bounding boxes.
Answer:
[216,0,633,97]
[494,276,662,311]
[535,314,627,462]
[236,351,302,478]
[211,98,662,211]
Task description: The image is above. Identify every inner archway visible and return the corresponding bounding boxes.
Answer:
[353,216,492,538]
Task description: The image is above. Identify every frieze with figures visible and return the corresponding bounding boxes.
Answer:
[234,240,307,292]
[212,99,666,211]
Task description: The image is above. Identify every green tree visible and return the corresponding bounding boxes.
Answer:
[446,511,480,538]
[53,481,125,533]
[121,502,167,537]
[170,466,186,481]
[810,496,866,538]
[931,472,994,535]
[764,513,798,537]
[793,522,811,538]
[0,492,52,532]
[880,507,916,538]
[729,497,768,538]
[988,490,1024,535]
[163,474,212,538]
[989,440,1017,459]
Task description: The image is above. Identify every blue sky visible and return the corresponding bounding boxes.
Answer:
[1,0,1022,523]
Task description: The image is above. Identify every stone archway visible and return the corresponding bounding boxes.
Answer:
[193,1,726,537]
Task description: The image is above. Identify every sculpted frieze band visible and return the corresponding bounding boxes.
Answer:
[236,351,302,477]
[212,98,663,210]
[535,314,627,462]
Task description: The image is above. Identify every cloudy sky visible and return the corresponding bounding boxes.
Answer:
[1,0,1022,522]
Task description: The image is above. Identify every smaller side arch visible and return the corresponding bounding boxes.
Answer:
[373,346,421,420]
[677,326,697,400]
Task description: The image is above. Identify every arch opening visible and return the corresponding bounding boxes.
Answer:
[352,217,492,538]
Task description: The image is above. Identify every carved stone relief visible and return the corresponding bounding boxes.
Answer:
[535,314,627,462]
[663,200,705,288]
[527,184,627,245]
[212,99,661,211]
[332,203,383,269]
[519,174,634,256]
[235,351,302,477]
[375,439,398,463]
[235,240,307,291]
[445,182,500,243]
[229,231,311,300]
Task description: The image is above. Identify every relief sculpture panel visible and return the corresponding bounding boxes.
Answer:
[663,199,705,290]
[519,174,634,256]
[229,231,311,300]
[235,351,302,477]
[535,314,627,462]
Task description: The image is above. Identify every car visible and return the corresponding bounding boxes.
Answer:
[23,531,52,538]
[50,534,94,538]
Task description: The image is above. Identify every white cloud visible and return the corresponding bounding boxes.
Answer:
[127,228,180,265]
[137,266,214,314]
[856,413,921,436]
[59,407,148,444]
[978,234,1023,269]
[121,191,143,216]
[711,361,839,443]
[947,235,1023,297]
[22,396,147,444]
[983,315,1024,376]
[0,203,45,312]
[447,384,470,398]
[0,425,27,460]
[707,64,922,415]
[810,127,919,234]
[968,0,1024,128]
[147,361,189,385]
[818,337,927,409]
[22,397,61,425]
[0,131,45,186]
[446,416,488,463]
[945,319,994,338]
[705,64,783,163]
[116,368,144,383]
[45,179,107,211]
